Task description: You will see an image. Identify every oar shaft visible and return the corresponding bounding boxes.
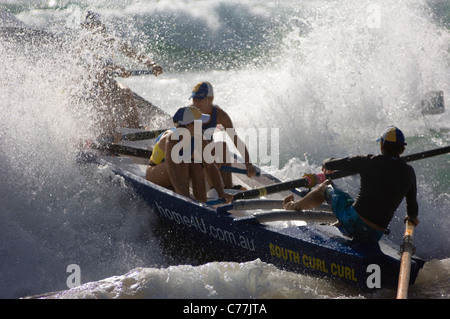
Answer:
[402,145,450,162]
[122,128,169,141]
[233,145,450,200]
[129,70,154,76]
[219,166,261,177]
[92,143,152,158]
[396,221,416,299]
[233,178,311,200]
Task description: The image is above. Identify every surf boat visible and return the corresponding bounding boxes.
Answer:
[80,132,425,291]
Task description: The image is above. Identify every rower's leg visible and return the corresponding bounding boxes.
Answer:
[146,163,172,188]
[190,163,207,202]
[167,161,191,198]
[285,180,332,210]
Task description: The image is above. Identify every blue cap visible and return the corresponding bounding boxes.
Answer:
[376,126,407,145]
[190,81,214,100]
[173,106,210,125]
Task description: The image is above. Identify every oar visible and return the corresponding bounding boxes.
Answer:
[113,70,156,77]
[121,128,169,141]
[91,142,152,158]
[219,165,261,177]
[129,69,155,76]
[234,210,337,224]
[89,144,269,179]
[92,142,449,201]
[233,145,450,201]
[396,220,416,299]
[401,145,450,162]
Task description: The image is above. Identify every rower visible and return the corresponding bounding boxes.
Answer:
[75,11,163,139]
[146,106,233,203]
[283,126,419,243]
[190,81,257,188]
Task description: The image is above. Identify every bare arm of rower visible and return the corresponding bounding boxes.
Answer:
[220,111,256,178]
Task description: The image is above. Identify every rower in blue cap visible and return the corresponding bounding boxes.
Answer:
[283,126,419,243]
[190,81,257,189]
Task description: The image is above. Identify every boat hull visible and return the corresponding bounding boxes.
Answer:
[89,155,424,291]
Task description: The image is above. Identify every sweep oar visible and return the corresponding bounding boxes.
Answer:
[219,166,261,177]
[232,145,450,201]
[113,69,157,77]
[129,69,155,76]
[402,145,450,161]
[93,144,449,174]
[91,142,152,158]
[121,128,169,141]
[396,220,416,299]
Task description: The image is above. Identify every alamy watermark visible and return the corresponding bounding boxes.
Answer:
[66,264,81,288]
[366,263,381,288]
[366,4,381,29]
[169,123,280,169]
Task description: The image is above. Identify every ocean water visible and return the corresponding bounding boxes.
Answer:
[1,0,449,300]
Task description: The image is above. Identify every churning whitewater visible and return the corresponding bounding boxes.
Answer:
[0,0,449,299]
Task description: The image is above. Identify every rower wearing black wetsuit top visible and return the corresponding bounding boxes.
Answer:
[283,126,419,243]
[322,153,418,231]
